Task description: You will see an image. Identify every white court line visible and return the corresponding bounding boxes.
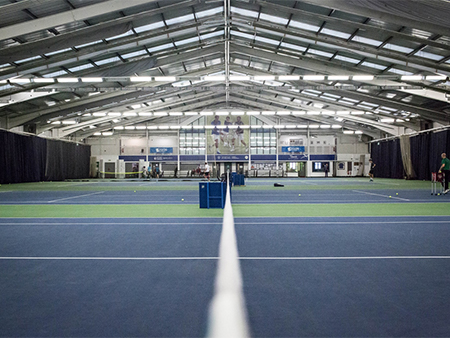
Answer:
[0,191,13,193]
[0,256,218,260]
[47,191,105,203]
[239,256,450,260]
[1,220,448,226]
[1,256,449,261]
[352,190,410,201]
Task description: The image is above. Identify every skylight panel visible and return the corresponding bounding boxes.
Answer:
[361,61,386,70]
[75,40,103,49]
[147,43,174,53]
[308,49,334,58]
[260,13,289,25]
[196,7,223,18]
[175,36,200,46]
[387,68,413,75]
[351,36,383,46]
[231,6,259,18]
[254,35,279,46]
[134,22,165,34]
[44,70,68,77]
[334,55,360,64]
[289,20,320,32]
[106,30,134,41]
[383,44,414,54]
[166,13,194,26]
[95,57,121,66]
[415,51,444,61]
[231,30,254,40]
[321,28,351,40]
[15,55,42,64]
[200,31,224,40]
[121,50,147,59]
[280,42,306,52]
[45,48,72,56]
[68,64,94,72]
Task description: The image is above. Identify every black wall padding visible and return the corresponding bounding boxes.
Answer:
[0,129,90,184]
[370,138,404,179]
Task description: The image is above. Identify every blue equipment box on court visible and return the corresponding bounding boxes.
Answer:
[199,182,230,208]
[232,173,245,186]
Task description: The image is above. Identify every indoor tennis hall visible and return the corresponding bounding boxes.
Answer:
[1,177,449,337]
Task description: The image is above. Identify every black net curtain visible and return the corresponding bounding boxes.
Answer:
[0,129,91,184]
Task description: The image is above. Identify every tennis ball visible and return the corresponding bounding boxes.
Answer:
[396,193,398,195]
[182,199,184,201]
[134,190,136,193]
[298,194,301,196]
[438,193,441,196]
[389,196,392,198]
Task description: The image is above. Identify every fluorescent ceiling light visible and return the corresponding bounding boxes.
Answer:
[154,76,176,81]
[230,76,250,81]
[123,112,137,117]
[147,126,158,130]
[169,112,183,116]
[336,111,350,115]
[138,112,153,116]
[307,111,320,115]
[297,125,308,128]
[154,112,167,116]
[278,75,300,81]
[62,120,76,124]
[292,111,305,115]
[274,125,285,129]
[92,112,106,117]
[185,112,198,115]
[351,111,365,115]
[285,125,296,129]
[254,76,275,80]
[9,78,30,83]
[33,78,55,83]
[309,124,320,128]
[343,130,354,134]
[181,126,192,129]
[81,77,103,82]
[158,126,169,129]
[216,112,229,116]
[231,111,244,115]
[276,111,291,115]
[303,75,325,81]
[352,75,374,81]
[200,111,213,115]
[102,132,113,136]
[125,126,135,130]
[425,75,447,81]
[94,132,102,136]
[114,126,124,130]
[136,126,147,130]
[204,76,225,81]
[57,78,79,83]
[322,111,335,115]
[331,125,341,129]
[130,76,152,82]
[263,125,273,128]
[401,75,422,81]
[328,75,349,80]
[262,111,275,115]
[380,118,395,123]
[108,112,121,116]
[320,125,331,129]
[355,131,363,134]
[193,126,204,129]
[170,126,181,129]
[246,111,260,115]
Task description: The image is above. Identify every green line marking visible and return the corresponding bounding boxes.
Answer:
[1,203,449,218]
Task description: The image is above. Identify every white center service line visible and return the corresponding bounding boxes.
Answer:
[352,190,410,201]
[1,256,449,261]
[47,191,105,203]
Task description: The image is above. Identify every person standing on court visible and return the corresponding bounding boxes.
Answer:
[324,163,329,177]
[204,161,210,181]
[368,158,376,181]
[439,153,450,194]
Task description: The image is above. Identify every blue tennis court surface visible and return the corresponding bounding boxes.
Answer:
[1,215,450,337]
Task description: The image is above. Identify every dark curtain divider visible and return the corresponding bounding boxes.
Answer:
[0,129,90,184]
[429,130,449,174]
[46,140,91,181]
[410,133,430,180]
[370,139,404,179]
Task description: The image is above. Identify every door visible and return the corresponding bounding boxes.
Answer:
[105,162,115,179]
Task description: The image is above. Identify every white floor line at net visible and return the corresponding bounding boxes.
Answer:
[206,179,250,338]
